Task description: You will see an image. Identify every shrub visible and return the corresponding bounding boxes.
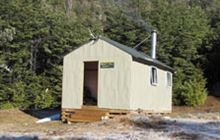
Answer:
[172,57,208,106]
[181,79,207,106]
[25,75,54,109]
[34,89,53,109]
[0,102,14,109]
[6,81,28,109]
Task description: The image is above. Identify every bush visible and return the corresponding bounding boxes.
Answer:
[25,75,54,109]
[0,75,56,110]
[6,81,28,109]
[0,102,14,109]
[173,59,208,106]
[181,79,207,106]
[34,89,53,109]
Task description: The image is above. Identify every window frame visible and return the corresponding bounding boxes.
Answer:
[166,72,172,87]
[150,66,158,86]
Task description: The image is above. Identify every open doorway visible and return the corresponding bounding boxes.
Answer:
[83,61,98,106]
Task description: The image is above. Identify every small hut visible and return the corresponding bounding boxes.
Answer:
[62,36,173,122]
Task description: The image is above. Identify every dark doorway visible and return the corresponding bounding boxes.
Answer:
[83,61,98,106]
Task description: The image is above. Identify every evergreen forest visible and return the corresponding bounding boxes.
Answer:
[1,0,220,109]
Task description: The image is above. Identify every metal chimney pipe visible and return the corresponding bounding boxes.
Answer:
[151,30,157,59]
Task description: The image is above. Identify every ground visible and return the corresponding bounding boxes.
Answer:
[0,96,220,140]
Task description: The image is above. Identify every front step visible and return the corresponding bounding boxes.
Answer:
[62,106,128,123]
[68,109,109,122]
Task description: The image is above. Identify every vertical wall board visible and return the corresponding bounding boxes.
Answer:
[130,61,172,112]
[62,39,132,109]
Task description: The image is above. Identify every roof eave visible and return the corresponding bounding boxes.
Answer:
[132,57,174,72]
[98,36,174,72]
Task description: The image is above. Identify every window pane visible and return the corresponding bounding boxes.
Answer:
[151,67,157,85]
[167,72,172,86]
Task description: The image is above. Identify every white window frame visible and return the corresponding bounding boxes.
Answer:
[150,66,158,86]
[166,72,172,87]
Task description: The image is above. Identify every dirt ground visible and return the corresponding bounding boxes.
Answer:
[0,96,220,140]
[0,110,175,140]
[173,96,220,114]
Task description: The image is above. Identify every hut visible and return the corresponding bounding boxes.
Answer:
[62,35,173,122]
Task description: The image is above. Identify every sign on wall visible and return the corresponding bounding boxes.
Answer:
[100,62,114,68]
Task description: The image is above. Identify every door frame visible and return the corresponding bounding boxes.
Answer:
[82,61,99,107]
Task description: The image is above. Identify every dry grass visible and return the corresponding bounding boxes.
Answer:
[1,96,220,139]
[0,110,177,139]
[171,96,220,117]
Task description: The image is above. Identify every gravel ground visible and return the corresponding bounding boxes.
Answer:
[1,109,220,140]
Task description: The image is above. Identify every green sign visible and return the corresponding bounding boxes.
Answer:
[100,62,114,68]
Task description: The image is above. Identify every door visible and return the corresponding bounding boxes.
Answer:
[83,61,98,106]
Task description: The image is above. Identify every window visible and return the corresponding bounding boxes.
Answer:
[167,72,172,86]
[151,67,158,85]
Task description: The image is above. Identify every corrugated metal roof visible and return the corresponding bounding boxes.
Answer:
[98,36,173,72]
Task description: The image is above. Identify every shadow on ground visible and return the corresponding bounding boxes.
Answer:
[0,136,39,140]
[22,109,60,119]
